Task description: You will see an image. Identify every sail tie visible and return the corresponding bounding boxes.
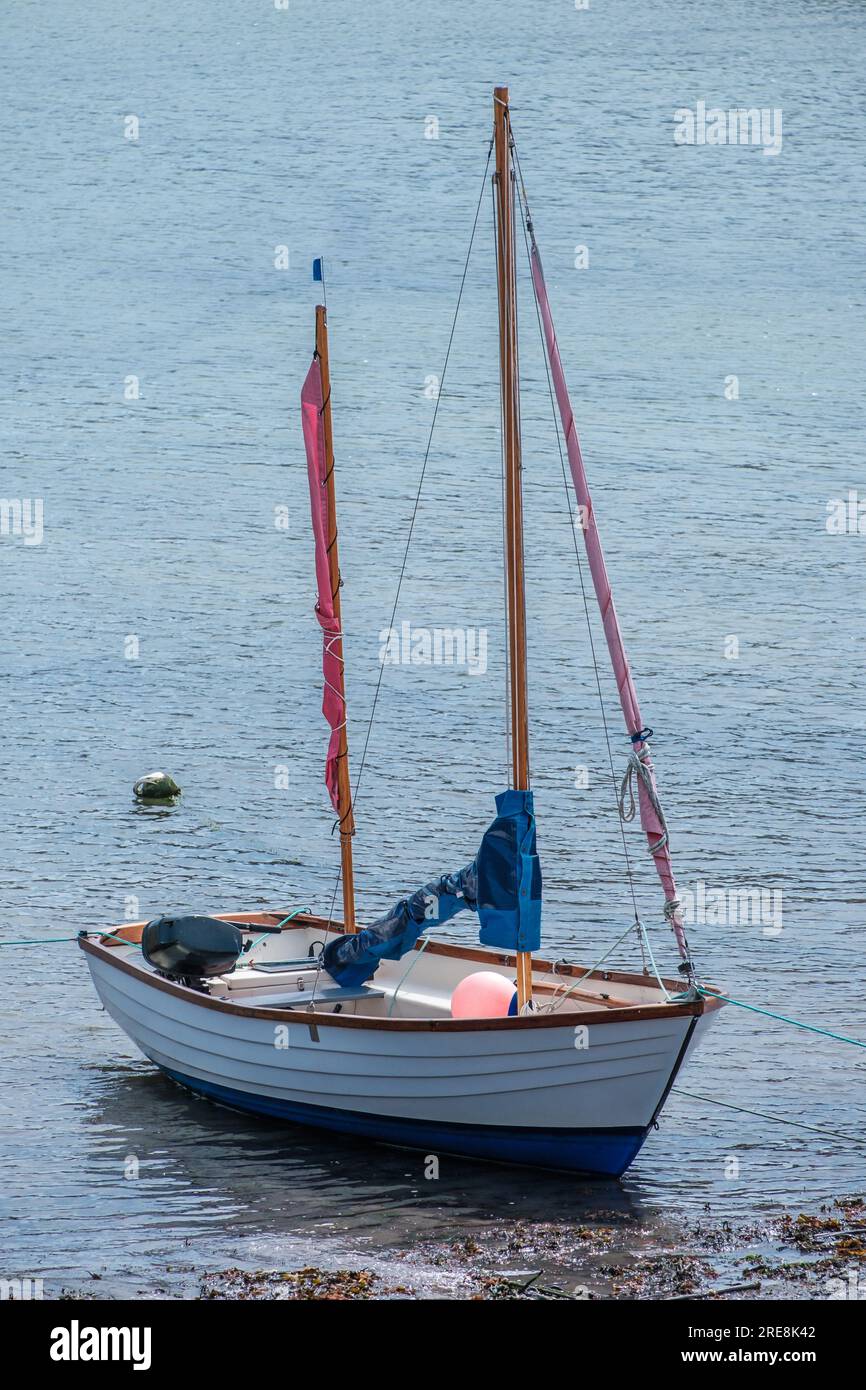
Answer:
[320,627,348,728]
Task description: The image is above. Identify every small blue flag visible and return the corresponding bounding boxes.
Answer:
[312,257,323,282]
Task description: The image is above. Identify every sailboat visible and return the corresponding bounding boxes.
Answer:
[80,89,723,1178]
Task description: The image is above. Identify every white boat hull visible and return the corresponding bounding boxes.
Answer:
[81,919,719,1177]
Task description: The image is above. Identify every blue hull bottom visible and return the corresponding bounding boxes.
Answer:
[162,1067,649,1177]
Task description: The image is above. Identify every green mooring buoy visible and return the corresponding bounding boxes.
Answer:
[133,771,182,800]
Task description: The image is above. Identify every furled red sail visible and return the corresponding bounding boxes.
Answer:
[301,354,343,812]
[529,242,689,961]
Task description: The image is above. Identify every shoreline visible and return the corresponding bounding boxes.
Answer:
[43,1196,864,1303]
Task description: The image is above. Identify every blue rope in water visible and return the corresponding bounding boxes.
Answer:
[0,933,126,947]
[0,910,312,951]
[699,987,866,1050]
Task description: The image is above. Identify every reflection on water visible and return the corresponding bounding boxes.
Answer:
[72,1064,650,1296]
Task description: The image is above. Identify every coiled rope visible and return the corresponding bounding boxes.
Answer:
[618,739,669,857]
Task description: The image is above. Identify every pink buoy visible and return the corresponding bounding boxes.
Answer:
[451,971,517,1019]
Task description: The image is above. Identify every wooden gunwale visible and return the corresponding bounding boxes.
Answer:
[79,926,720,1032]
[92,911,703,995]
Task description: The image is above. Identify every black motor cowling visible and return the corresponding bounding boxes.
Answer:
[141,915,243,979]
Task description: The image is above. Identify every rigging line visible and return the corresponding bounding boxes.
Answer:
[535,920,642,1013]
[513,134,696,976]
[672,1088,866,1149]
[350,137,493,811]
[386,936,430,1018]
[321,138,494,935]
[635,917,674,1001]
[511,140,641,929]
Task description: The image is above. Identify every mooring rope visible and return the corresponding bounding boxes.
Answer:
[673,1087,866,1149]
[0,932,133,947]
[538,959,866,1056]
[241,909,313,958]
[696,987,866,1050]
[17,923,863,1060]
[2,909,312,954]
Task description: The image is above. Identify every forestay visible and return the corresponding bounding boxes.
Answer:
[528,238,690,965]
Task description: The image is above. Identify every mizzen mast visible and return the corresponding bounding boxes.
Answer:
[315,304,357,933]
[493,86,533,1010]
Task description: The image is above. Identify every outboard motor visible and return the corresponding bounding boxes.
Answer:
[141,915,243,982]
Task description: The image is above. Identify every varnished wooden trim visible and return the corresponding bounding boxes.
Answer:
[273,912,713,998]
[91,910,723,1012]
[98,911,316,947]
[79,934,708,1032]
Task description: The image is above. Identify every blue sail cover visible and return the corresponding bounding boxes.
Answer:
[322,864,477,989]
[322,790,542,987]
[476,788,542,953]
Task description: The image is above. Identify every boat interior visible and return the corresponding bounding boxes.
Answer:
[92,910,697,1023]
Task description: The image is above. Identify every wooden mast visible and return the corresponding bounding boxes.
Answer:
[493,86,532,1010]
[315,303,357,933]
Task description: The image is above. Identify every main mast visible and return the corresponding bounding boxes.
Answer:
[493,87,533,1011]
[315,304,357,933]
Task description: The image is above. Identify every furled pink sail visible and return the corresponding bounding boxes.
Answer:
[529,243,689,960]
[301,354,343,812]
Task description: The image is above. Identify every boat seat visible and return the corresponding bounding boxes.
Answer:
[223,964,319,992]
[228,985,385,1010]
[249,958,321,973]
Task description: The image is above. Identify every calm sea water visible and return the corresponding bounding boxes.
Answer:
[1,0,864,1297]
